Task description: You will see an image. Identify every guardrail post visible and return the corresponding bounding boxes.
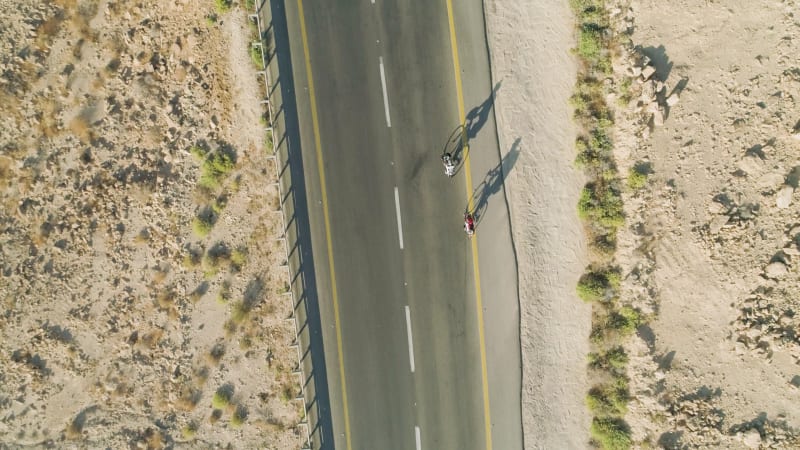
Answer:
[253,4,314,448]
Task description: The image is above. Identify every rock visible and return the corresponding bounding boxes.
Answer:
[666,93,680,106]
[709,215,730,234]
[653,108,665,127]
[737,155,765,176]
[764,261,788,279]
[776,185,794,208]
[641,65,657,81]
[743,428,762,448]
[632,66,642,77]
[783,246,800,256]
[757,172,785,189]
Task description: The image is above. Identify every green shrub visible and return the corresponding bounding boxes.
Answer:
[578,183,624,230]
[249,45,264,69]
[231,301,250,324]
[577,267,620,302]
[592,232,617,255]
[216,282,231,304]
[265,129,274,154]
[212,388,232,409]
[190,145,208,159]
[181,422,198,439]
[618,77,633,106]
[591,417,632,450]
[230,247,247,271]
[588,346,628,372]
[199,152,235,190]
[608,306,642,336]
[214,0,232,13]
[586,379,628,417]
[231,405,248,427]
[211,196,228,214]
[192,216,214,238]
[577,25,603,61]
[627,167,648,190]
[244,0,255,9]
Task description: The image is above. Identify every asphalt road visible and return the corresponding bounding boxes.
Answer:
[278,0,522,448]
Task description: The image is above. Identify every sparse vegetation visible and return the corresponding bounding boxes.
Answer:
[181,422,198,439]
[216,281,232,304]
[230,247,247,271]
[588,347,628,373]
[193,215,214,238]
[214,0,232,14]
[199,152,235,191]
[249,45,264,69]
[586,376,629,417]
[231,405,248,427]
[1,0,303,446]
[627,166,648,190]
[591,417,632,450]
[211,195,228,214]
[570,1,637,447]
[212,387,232,409]
[607,306,642,336]
[231,301,250,324]
[209,409,223,424]
[577,266,620,302]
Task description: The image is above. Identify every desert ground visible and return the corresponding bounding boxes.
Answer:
[486,0,800,448]
[610,0,800,447]
[0,0,305,447]
[4,0,799,448]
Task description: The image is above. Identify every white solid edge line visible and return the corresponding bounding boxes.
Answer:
[415,425,422,450]
[405,305,415,373]
[379,56,392,127]
[394,186,404,249]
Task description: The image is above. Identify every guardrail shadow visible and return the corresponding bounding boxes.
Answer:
[261,0,335,448]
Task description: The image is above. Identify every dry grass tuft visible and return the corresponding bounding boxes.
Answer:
[140,329,163,349]
[209,409,222,424]
[156,288,177,309]
[69,114,93,143]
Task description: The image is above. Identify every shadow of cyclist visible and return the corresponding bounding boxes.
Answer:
[471,137,521,224]
[465,81,502,141]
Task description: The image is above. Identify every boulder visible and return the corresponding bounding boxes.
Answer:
[764,261,788,279]
[742,428,762,448]
[641,65,657,81]
[776,185,794,209]
[653,108,665,127]
[666,93,680,106]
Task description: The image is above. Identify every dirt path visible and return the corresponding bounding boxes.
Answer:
[482,0,592,447]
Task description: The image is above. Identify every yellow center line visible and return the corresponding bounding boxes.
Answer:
[296,1,352,449]
[444,1,493,449]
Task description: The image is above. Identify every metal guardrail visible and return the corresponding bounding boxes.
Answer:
[249,7,314,450]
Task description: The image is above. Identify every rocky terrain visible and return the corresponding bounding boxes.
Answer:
[607,0,800,447]
[0,0,304,447]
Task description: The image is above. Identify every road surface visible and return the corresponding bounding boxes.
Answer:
[274,0,523,448]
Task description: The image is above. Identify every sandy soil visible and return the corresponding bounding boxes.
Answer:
[483,0,592,448]
[607,0,800,447]
[0,0,303,447]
